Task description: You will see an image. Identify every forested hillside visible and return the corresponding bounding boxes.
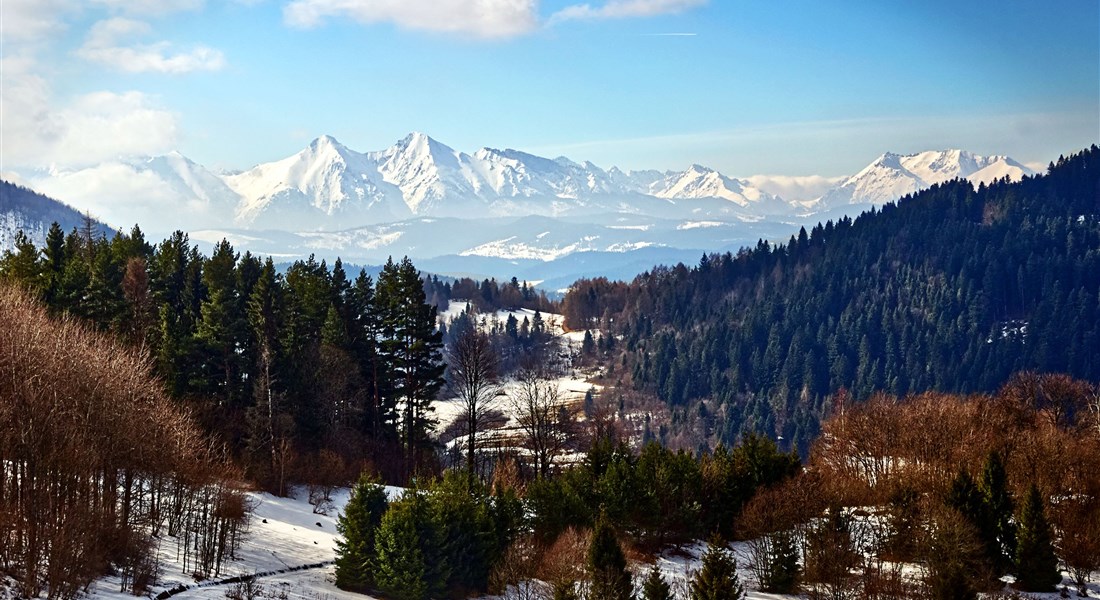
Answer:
[0,222,460,488]
[564,146,1100,454]
[0,180,112,251]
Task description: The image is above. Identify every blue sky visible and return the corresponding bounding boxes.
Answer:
[3,0,1097,177]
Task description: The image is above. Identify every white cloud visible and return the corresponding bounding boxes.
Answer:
[77,17,227,73]
[744,175,844,204]
[31,162,229,232]
[89,0,204,16]
[1,60,180,171]
[53,92,181,166]
[550,0,705,23]
[0,0,77,42]
[283,0,539,38]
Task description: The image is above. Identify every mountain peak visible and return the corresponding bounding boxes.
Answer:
[820,148,1036,208]
[311,134,343,147]
[303,135,355,160]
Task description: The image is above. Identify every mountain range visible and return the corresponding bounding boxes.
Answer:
[9,135,1034,288]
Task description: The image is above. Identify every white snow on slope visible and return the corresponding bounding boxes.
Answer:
[226,135,411,230]
[815,149,1035,208]
[458,235,598,261]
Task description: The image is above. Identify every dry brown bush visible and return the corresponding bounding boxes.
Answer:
[538,526,591,589]
[0,283,247,597]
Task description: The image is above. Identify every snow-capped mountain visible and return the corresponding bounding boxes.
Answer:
[10,137,1039,291]
[224,133,788,226]
[141,152,240,218]
[642,164,789,213]
[226,135,411,230]
[815,149,1034,208]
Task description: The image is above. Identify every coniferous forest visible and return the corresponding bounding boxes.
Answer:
[1,145,1099,599]
[563,146,1100,454]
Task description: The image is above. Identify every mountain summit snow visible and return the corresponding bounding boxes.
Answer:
[175,133,792,229]
[10,137,1037,289]
[814,149,1033,209]
[21,135,1034,238]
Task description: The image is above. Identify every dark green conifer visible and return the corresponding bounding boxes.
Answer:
[334,473,389,591]
[587,513,633,600]
[641,564,671,600]
[689,535,745,600]
[1015,484,1061,592]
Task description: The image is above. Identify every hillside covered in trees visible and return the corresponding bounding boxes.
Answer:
[0,180,113,251]
[563,146,1100,454]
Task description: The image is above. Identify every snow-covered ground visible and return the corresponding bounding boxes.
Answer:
[434,301,598,435]
[73,486,406,600]
[23,479,1093,600]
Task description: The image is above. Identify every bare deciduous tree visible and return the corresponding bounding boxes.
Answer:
[447,327,505,483]
[511,369,578,479]
[0,283,249,596]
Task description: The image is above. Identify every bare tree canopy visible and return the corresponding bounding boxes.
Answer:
[446,327,504,482]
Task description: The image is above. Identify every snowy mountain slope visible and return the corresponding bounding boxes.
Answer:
[190,212,788,266]
[644,164,791,214]
[815,149,1035,208]
[225,133,792,225]
[226,135,411,230]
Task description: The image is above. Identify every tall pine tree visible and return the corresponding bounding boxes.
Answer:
[587,513,633,600]
[377,257,444,480]
[1014,484,1061,592]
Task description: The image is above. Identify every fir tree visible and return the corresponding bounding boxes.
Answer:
[588,513,633,600]
[377,257,445,479]
[334,474,389,592]
[641,564,671,600]
[689,535,745,600]
[978,451,1016,572]
[1015,484,1061,592]
[374,492,446,600]
[760,530,800,593]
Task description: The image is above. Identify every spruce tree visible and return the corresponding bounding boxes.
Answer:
[978,451,1016,572]
[587,513,633,600]
[378,257,445,479]
[689,536,745,600]
[641,564,671,600]
[335,474,389,591]
[762,530,800,593]
[1015,484,1061,592]
[374,492,446,600]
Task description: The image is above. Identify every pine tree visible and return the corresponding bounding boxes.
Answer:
[690,535,745,600]
[374,502,429,600]
[761,530,800,593]
[377,257,445,479]
[42,222,66,305]
[978,451,1016,572]
[587,514,633,600]
[1015,484,1061,592]
[641,564,671,600]
[374,492,446,600]
[335,474,389,591]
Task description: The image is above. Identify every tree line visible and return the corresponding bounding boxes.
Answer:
[335,430,798,600]
[0,226,453,487]
[563,145,1100,455]
[334,371,1099,599]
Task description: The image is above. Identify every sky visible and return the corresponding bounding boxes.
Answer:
[2,0,1098,184]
